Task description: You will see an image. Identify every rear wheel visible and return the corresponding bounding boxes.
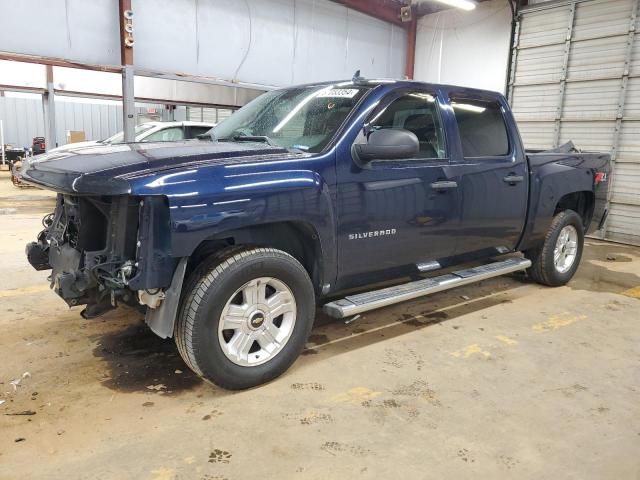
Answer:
[175,247,315,390]
[526,209,584,286]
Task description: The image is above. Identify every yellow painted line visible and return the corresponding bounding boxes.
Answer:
[532,312,586,332]
[495,335,518,346]
[150,468,177,480]
[622,286,640,299]
[0,284,50,299]
[330,387,381,404]
[450,343,491,359]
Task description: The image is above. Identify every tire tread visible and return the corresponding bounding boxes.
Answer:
[174,246,311,388]
[526,209,583,286]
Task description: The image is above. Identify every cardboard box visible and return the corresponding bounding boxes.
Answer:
[66,131,86,144]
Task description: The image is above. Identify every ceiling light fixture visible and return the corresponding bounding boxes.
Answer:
[431,0,477,11]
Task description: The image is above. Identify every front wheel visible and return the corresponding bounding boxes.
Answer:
[526,209,584,286]
[175,247,315,390]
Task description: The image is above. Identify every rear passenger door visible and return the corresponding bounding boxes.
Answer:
[446,92,528,256]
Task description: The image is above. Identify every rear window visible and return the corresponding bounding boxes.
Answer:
[450,96,510,157]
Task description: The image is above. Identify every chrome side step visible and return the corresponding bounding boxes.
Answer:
[322,257,531,319]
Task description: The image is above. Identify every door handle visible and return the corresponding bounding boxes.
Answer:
[430,180,458,190]
[503,174,524,184]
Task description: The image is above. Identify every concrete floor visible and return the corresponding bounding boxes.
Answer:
[0,169,639,480]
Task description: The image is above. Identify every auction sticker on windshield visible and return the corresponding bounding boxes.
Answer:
[318,89,359,98]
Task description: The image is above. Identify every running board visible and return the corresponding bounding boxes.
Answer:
[322,257,531,319]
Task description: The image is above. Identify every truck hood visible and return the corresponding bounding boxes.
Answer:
[18,140,301,195]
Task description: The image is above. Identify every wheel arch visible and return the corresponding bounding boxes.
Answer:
[188,220,328,295]
[554,190,595,231]
[519,156,598,252]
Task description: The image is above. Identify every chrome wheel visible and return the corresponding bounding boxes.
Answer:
[218,277,297,367]
[554,225,578,274]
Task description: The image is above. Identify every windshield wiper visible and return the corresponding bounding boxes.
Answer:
[227,135,277,146]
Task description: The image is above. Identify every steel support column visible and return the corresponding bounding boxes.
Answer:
[43,65,57,149]
[119,0,135,142]
[122,65,136,142]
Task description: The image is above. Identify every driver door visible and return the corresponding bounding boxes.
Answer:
[335,88,460,288]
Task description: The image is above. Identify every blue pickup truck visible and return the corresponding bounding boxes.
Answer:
[20,78,610,389]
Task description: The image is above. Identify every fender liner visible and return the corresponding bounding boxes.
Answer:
[145,257,188,339]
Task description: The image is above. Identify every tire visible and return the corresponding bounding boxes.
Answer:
[175,247,315,390]
[525,209,584,287]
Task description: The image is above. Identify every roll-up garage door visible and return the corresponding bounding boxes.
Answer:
[509,0,640,245]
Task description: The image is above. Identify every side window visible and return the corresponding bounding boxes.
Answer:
[449,96,510,157]
[188,126,213,138]
[370,92,446,159]
[143,127,185,142]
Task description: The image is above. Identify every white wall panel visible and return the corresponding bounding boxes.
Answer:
[518,6,571,48]
[511,84,558,120]
[558,121,617,151]
[0,0,120,66]
[1,0,405,89]
[567,35,628,81]
[414,0,512,93]
[571,0,633,41]
[622,77,640,118]
[607,203,640,244]
[513,43,565,85]
[132,0,407,87]
[617,121,640,162]
[611,163,640,204]
[516,121,556,150]
[562,79,620,120]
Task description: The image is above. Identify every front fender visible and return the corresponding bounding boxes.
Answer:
[148,168,336,286]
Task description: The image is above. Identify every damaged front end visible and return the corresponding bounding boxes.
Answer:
[26,194,176,320]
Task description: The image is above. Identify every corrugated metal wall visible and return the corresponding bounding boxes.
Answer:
[53,100,124,147]
[187,106,236,124]
[509,0,640,245]
[0,96,46,148]
[0,96,173,147]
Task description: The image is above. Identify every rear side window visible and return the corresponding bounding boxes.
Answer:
[143,127,185,142]
[450,96,509,157]
[189,126,214,138]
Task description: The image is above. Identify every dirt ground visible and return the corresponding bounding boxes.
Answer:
[0,170,639,480]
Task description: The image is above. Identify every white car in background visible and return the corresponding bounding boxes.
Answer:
[48,121,215,153]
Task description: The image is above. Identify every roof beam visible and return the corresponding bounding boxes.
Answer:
[329,0,407,27]
[0,51,121,73]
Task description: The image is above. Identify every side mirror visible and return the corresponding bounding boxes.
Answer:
[354,128,419,162]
